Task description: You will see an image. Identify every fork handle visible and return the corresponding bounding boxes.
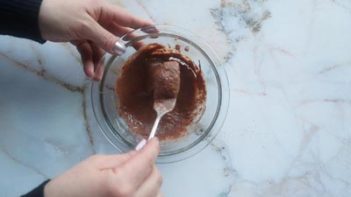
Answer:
[148,114,162,140]
[135,114,162,151]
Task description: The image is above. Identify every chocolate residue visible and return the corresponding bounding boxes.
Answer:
[175,44,181,51]
[185,46,190,52]
[116,43,206,140]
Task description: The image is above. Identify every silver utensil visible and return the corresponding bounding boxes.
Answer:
[135,98,176,150]
[149,98,177,139]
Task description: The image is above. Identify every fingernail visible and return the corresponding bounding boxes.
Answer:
[135,139,147,151]
[141,26,159,39]
[93,76,101,81]
[142,25,159,34]
[113,41,126,55]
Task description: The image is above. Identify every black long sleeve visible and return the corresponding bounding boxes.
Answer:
[1,1,48,195]
[21,180,50,197]
[0,0,45,43]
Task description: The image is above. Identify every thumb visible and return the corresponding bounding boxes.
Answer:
[140,138,160,157]
[82,19,123,54]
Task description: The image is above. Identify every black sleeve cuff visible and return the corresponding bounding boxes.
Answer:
[21,180,50,197]
[0,0,46,43]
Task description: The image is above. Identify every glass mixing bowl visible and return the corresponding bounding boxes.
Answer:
[91,25,229,163]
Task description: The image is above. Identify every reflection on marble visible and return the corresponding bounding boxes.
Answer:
[1,0,351,196]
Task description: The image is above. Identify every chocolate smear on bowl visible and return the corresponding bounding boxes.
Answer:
[116,43,206,140]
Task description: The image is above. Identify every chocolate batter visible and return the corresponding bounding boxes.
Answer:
[149,61,180,100]
[116,43,206,140]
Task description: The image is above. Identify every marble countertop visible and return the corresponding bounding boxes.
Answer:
[1,0,351,196]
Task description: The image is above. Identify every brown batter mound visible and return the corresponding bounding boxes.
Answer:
[116,43,206,140]
[149,61,180,100]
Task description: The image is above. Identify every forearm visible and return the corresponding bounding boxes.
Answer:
[0,0,45,43]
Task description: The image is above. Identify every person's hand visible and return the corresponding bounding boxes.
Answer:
[38,0,153,80]
[44,138,162,197]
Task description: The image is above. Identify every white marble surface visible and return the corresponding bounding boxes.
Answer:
[1,0,351,196]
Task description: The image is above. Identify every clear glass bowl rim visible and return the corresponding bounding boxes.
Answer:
[91,24,230,163]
